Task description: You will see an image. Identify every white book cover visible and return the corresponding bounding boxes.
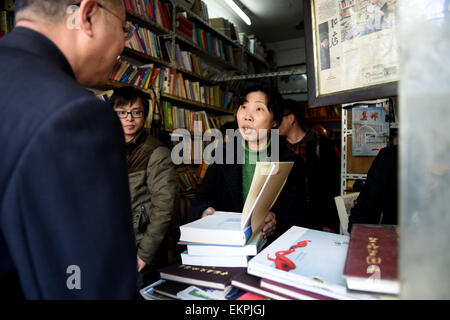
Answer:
[179,162,293,247]
[179,211,251,246]
[180,250,250,268]
[183,231,266,256]
[247,226,378,300]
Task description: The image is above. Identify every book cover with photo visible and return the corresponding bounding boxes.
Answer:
[247,226,377,300]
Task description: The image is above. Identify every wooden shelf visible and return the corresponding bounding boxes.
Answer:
[174,34,240,71]
[176,5,239,49]
[126,10,172,35]
[161,93,234,115]
[122,47,172,67]
[174,66,216,84]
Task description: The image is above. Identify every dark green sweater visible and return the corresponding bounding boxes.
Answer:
[242,138,271,203]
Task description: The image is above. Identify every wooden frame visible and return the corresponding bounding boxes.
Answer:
[304,0,398,108]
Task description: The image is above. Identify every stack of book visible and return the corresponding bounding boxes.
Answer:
[179,229,266,268]
[247,225,399,300]
[125,23,172,62]
[109,60,163,90]
[177,162,294,268]
[140,262,246,300]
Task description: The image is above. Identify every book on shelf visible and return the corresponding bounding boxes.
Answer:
[124,0,169,29]
[94,89,114,102]
[158,261,246,290]
[179,162,294,246]
[109,60,162,90]
[157,0,172,30]
[342,224,400,295]
[247,226,378,300]
[231,272,290,300]
[334,192,360,236]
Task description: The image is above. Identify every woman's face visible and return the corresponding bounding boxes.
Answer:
[236,91,275,148]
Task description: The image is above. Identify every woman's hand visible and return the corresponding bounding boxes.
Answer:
[137,256,146,272]
[201,207,216,218]
[262,211,276,238]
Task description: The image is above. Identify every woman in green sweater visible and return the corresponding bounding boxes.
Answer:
[190,81,311,242]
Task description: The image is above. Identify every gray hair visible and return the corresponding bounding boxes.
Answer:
[15,0,123,21]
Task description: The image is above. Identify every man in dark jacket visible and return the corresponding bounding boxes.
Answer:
[0,0,137,299]
[278,99,341,233]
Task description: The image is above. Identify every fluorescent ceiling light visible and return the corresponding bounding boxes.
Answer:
[223,0,252,25]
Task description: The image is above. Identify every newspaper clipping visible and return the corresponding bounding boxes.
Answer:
[313,0,398,95]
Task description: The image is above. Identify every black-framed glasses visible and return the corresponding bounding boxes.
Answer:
[116,110,145,119]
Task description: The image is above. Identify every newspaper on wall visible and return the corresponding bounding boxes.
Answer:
[313,0,398,95]
[352,106,389,156]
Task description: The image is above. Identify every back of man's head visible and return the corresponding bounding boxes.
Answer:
[282,99,307,127]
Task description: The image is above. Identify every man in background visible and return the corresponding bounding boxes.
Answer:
[0,0,137,299]
[278,99,341,233]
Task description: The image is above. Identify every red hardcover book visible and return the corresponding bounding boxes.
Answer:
[342,224,399,295]
[158,1,171,30]
[123,0,133,11]
[176,22,193,38]
[177,13,194,29]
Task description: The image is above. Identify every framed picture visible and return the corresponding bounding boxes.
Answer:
[304,0,398,108]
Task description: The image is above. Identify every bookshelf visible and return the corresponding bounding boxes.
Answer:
[0,0,14,38]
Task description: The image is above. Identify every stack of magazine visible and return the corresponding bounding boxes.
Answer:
[177,162,293,267]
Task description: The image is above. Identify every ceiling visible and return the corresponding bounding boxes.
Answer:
[202,0,305,44]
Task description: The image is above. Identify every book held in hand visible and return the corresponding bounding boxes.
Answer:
[179,162,293,246]
[342,224,399,295]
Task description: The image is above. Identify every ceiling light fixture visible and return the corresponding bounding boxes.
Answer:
[223,0,252,25]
